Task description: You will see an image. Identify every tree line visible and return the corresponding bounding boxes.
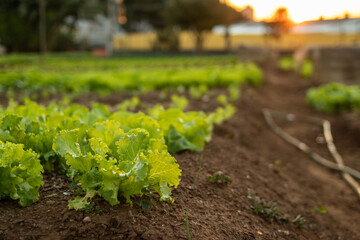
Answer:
[0,0,248,53]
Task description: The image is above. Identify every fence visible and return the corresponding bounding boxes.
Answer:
[113,32,360,52]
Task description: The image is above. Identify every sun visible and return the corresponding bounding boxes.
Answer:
[228,0,360,23]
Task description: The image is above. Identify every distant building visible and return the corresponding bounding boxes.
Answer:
[293,18,360,34]
[74,15,124,48]
[213,18,360,35]
[213,21,266,35]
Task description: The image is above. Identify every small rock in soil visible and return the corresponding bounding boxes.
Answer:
[46,200,56,205]
[278,229,290,235]
[83,216,91,223]
[316,136,325,144]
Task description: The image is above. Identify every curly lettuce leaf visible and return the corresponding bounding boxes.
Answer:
[0,141,43,207]
[166,125,199,153]
[116,128,149,162]
[59,124,180,209]
[148,151,181,187]
[151,108,212,153]
[53,129,85,158]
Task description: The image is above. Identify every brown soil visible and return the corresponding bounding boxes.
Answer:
[1,67,360,240]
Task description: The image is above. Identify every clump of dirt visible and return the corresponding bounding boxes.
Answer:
[0,67,359,240]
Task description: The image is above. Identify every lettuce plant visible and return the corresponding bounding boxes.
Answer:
[0,141,43,207]
[53,121,181,210]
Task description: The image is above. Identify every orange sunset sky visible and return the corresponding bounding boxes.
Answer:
[229,0,360,23]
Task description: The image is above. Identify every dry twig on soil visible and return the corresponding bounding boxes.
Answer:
[262,108,360,200]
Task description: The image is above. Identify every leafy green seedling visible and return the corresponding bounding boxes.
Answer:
[149,195,157,206]
[248,191,288,223]
[95,207,103,214]
[69,181,84,196]
[278,56,296,71]
[228,83,241,101]
[81,203,95,213]
[140,194,157,210]
[159,89,168,100]
[207,171,232,184]
[81,203,103,214]
[248,191,305,227]
[74,189,84,196]
[117,96,140,111]
[301,59,313,79]
[208,104,236,125]
[274,160,285,171]
[293,215,306,228]
[170,94,188,110]
[189,84,208,99]
[216,94,228,106]
[69,180,78,191]
[140,200,150,211]
[312,205,327,214]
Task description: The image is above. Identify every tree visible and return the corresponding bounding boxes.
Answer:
[265,7,293,40]
[122,0,166,32]
[0,0,106,52]
[122,0,180,51]
[218,2,248,52]
[164,0,241,54]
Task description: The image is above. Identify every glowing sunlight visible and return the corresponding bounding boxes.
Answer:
[229,0,360,22]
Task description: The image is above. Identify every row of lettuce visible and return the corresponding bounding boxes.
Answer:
[276,55,359,114]
[0,97,235,210]
[306,83,360,113]
[277,56,359,114]
[0,63,262,95]
[0,55,257,209]
[0,54,239,69]
[277,56,313,79]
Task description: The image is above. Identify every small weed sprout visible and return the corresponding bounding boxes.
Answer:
[207,171,232,184]
[216,94,228,106]
[69,181,77,191]
[189,84,208,99]
[140,194,157,211]
[312,205,327,214]
[228,83,241,101]
[69,180,85,196]
[186,213,191,240]
[274,160,285,171]
[82,203,95,213]
[248,191,289,223]
[170,94,188,110]
[247,191,306,228]
[293,215,306,228]
[117,96,140,111]
[81,203,103,214]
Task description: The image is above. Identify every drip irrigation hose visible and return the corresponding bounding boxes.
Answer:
[263,108,360,200]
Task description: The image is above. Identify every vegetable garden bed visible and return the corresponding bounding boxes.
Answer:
[0,57,359,240]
